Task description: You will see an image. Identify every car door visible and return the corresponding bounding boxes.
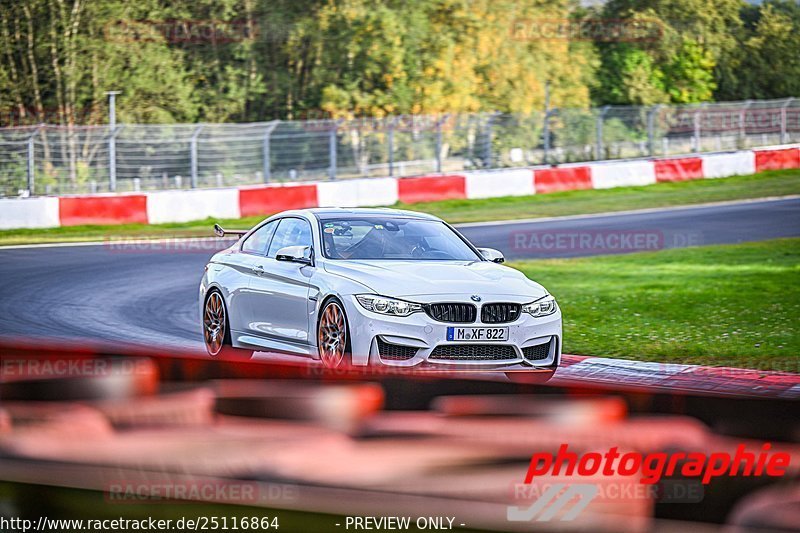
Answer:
[227,219,279,336]
[247,217,315,347]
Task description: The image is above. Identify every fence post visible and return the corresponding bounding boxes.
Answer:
[388,118,395,177]
[262,120,279,183]
[435,116,444,173]
[740,100,752,148]
[543,109,555,164]
[106,91,121,192]
[484,113,496,168]
[595,106,610,160]
[108,125,125,193]
[26,127,39,194]
[328,122,337,181]
[780,98,793,144]
[190,125,204,188]
[693,104,705,152]
[647,105,660,156]
[109,131,116,192]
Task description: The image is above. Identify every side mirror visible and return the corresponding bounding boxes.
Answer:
[477,247,505,263]
[275,245,313,265]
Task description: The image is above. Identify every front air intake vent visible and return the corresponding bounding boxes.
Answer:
[429,344,517,360]
[522,341,551,361]
[377,338,418,361]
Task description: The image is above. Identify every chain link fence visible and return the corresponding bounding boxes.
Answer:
[0,98,797,197]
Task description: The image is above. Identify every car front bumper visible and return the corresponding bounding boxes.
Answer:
[342,295,562,371]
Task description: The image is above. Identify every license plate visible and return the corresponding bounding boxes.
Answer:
[447,326,509,342]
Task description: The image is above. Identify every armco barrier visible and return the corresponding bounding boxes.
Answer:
[0,144,796,230]
[147,189,241,224]
[239,183,318,218]
[533,166,592,194]
[317,177,398,208]
[0,197,60,229]
[654,157,704,182]
[397,175,466,203]
[754,147,800,172]
[701,151,756,179]
[59,194,148,226]
[464,169,535,199]
[589,160,656,189]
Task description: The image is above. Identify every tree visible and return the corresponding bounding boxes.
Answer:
[594,0,741,105]
[286,0,597,118]
[720,2,800,99]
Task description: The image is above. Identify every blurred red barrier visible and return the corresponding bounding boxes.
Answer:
[59,195,148,226]
[754,147,800,172]
[534,166,593,193]
[397,175,466,203]
[654,157,704,182]
[239,184,318,218]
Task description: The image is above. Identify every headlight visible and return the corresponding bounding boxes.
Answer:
[522,295,558,317]
[356,294,423,317]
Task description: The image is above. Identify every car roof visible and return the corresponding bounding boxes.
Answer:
[300,207,442,221]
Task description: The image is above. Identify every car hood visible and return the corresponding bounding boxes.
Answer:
[323,260,548,301]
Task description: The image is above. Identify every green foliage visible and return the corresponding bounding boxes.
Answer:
[719,2,800,100]
[593,0,734,105]
[662,38,717,103]
[0,0,795,127]
[596,45,668,105]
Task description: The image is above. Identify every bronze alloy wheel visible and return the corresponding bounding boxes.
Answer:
[203,291,226,356]
[318,300,348,368]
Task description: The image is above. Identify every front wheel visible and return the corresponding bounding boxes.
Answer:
[317,299,351,368]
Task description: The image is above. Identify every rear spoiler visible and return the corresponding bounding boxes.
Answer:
[213,223,248,239]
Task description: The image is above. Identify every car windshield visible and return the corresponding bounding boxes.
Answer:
[318,216,482,261]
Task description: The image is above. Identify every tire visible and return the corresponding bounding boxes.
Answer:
[317,298,351,368]
[203,290,252,360]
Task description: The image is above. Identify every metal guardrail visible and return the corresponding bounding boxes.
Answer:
[0,98,797,197]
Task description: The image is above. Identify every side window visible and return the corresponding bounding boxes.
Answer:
[241,220,277,255]
[267,218,313,258]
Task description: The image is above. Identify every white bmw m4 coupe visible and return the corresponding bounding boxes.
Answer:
[200,208,561,379]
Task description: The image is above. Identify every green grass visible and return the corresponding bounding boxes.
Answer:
[511,238,800,370]
[0,168,798,246]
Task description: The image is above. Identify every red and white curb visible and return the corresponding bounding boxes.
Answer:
[555,354,800,399]
[1,144,798,230]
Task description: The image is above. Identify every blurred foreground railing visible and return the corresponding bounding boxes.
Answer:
[1,338,798,531]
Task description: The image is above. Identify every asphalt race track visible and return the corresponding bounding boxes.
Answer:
[458,196,800,259]
[1,196,798,352]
